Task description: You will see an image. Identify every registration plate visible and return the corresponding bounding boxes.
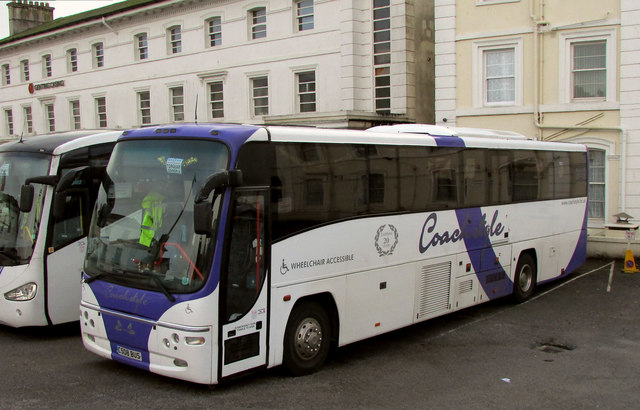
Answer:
[117,345,142,361]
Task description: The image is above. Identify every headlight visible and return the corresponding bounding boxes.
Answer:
[4,282,37,301]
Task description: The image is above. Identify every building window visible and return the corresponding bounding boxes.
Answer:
[23,106,33,133]
[136,33,148,60]
[373,0,391,114]
[559,30,616,104]
[296,0,314,31]
[473,38,523,107]
[95,97,107,128]
[170,87,184,121]
[42,54,52,77]
[138,91,151,125]
[208,81,224,119]
[93,42,104,68]
[45,103,55,132]
[70,100,81,130]
[4,109,13,135]
[250,8,267,39]
[207,17,222,47]
[67,48,78,72]
[2,64,10,86]
[251,76,269,116]
[168,26,182,54]
[572,41,606,99]
[21,60,29,82]
[484,48,515,104]
[588,148,605,219]
[297,71,316,113]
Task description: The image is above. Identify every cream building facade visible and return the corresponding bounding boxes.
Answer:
[0,0,435,139]
[435,0,640,257]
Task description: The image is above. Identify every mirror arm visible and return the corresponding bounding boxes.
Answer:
[24,175,59,186]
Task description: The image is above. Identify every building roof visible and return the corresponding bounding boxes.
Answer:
[0,0,162,46]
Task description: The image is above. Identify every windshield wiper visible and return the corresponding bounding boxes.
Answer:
[84,272,105,284]
[148,275,176,303]
[84,266,129,283]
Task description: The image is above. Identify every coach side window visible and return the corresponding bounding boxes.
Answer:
[537,151,555,201]
[512,150,538,202]
[430,148,460,208]
[487,150,512,205]
[461,149,488,207]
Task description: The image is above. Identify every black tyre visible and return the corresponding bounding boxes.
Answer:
[513,253,536,303]
[283,301,331,376]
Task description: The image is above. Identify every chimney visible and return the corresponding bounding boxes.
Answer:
[7,1,55,36]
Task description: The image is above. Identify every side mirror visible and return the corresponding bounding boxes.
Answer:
[52,166,89,220]
[20,174,59,213]
[19,184,34,213]
[56,166,89,193]
[193,170,243,236]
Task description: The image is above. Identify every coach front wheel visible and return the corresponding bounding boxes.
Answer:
[283,301,331,376]
[513,253,536,303]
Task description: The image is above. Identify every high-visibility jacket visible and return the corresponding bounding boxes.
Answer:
[139,191,164,247]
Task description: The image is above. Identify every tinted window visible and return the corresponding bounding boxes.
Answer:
[236,142,588,241]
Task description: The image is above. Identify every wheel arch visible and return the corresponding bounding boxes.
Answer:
[515,248,538,276]
[289,292,340,345]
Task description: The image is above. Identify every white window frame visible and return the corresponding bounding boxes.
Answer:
[295,70,317,113]
[2,64,10,86]
[94,96,107,128]
[250,75,269,117]
[558,29,617,104]
[44,102,55,132]
[295,0,314,32]
[137,89,152,125]
[4,108,13,136]
[69,99,81,130]
[169,86,185,122]
[67,48,78,73]
[92,42,105,68]
[135,33,148,60]
[207,80,224,120]
[206,17,222,47]
[42,54,52,78]
[167,25,182,54]
[472,37,523,108]
[249,7,267,40]
[21,59,29,82]
[22,105,33,134]
[567,137,614,227]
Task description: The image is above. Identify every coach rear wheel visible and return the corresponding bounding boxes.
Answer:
[513,253,536,303]
[283,301,331,376]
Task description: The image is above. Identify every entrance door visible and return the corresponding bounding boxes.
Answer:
[220,189,269,378]
[46,188,90,324]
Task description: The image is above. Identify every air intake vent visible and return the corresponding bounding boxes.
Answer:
[416,261,451,320]
[458,278,473,294]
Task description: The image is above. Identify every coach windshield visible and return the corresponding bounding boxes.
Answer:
[0,152,50,265]
[84,139,228,294]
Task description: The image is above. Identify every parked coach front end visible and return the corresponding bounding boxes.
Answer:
[80,124,263,384]
[0,131,119,327]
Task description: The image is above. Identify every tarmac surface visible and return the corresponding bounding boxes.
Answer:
[0,258,638,408]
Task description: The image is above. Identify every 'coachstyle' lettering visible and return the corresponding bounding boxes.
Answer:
[419,210,505,254]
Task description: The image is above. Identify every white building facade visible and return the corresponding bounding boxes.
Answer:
[0,0,435,139]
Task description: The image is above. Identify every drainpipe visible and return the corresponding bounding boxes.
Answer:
[529,0,627,215]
